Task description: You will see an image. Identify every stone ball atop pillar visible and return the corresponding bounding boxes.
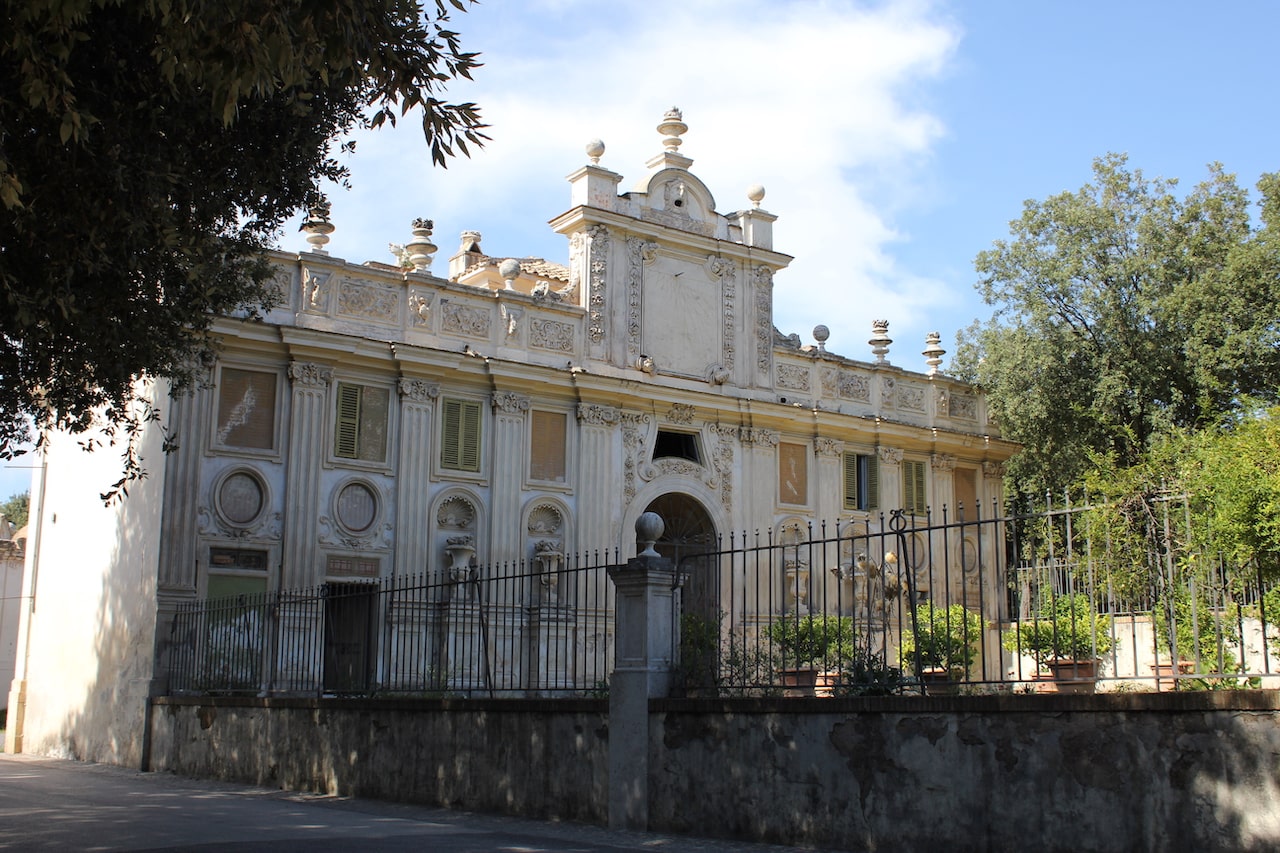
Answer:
[636,512,664,558]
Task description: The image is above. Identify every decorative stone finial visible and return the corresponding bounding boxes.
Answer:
[869,320,892,364]
[585,138,606,164]
[923,331,946,376]
[405,218,436,272]
[747,184,766,208]
[813,324,830,352]
[300,202,334,253]
[498,258,521,290]
[459,230,482,252]
[657,107,688,153]
[636,512,665,558]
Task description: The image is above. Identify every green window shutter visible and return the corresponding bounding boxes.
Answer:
[459,401,482,472]
[441,399,482,472]
[843,452,859,511]
[904,459,927,515]
[334,383,362,458]
[441,399,463,469]
[865,453,880,510]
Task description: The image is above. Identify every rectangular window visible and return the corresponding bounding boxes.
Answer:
[216,368,277,450]
[779,442,808,505]
[441,398,483,472]
[530,410,567,482]
[842,452,880,512]
[903,459,928,515]
[334,383,390,462]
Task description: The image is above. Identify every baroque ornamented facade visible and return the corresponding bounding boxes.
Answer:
[7,110,1016,762]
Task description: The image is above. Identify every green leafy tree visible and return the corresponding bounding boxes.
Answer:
[1,1,487,494]
[0,491,28,531]
[954,155,1280,495]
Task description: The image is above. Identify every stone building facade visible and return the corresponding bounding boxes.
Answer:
[6,110,1016,763]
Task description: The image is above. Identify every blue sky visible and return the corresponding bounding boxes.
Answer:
[3,0,1276,502]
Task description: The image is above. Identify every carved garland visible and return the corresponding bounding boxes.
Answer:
[492,391,530,415]
[754,266,773,374]
[707,256,736,374]
[587,225,611,345]
[626,238,657,363]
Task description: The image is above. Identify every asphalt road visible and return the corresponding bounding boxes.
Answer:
[0,753,827,852]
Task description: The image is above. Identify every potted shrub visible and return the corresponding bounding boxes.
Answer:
[767,614,855,694]
[1003,593,1112,692]
[899,601,988,692]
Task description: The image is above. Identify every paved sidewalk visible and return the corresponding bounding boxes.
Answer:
[0,753,836,852]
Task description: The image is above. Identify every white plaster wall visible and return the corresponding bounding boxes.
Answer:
[0,551,24,710]
[12,391,167,764]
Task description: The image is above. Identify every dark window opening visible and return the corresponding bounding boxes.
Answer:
[654,430,701,464]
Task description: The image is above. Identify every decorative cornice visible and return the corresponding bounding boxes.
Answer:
[878,446,904,465]
[398,378,440,403]
[815,438,841,457]
[288,361,332,389]
[491,391,531,415]
[577,403,621,426]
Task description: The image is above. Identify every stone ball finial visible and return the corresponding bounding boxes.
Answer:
[498,258,521,290]
[585,138,606,164]
[747,184,766,208]
[636,512,665,558]
[657,107,688,153]
[813,324,830,351]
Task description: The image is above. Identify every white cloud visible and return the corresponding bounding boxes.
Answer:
[302,0,962,370]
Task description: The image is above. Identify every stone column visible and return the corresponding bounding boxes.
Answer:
[154,384,210,691]
[488,391,529,568]
[576,404,621,552]
[282,361,332,587]
[395,379,439,576]
[606,513,676,831]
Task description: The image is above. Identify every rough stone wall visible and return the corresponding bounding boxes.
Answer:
[149,696,609,823]
[149,693,1280,852]
[649,693,1280,852]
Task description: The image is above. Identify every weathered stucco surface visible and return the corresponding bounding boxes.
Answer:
[151,693,1280,851]
[149,696,610,823]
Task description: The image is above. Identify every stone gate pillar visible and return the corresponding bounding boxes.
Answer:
[606,512,676,831]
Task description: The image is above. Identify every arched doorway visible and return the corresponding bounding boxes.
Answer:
[643,492,717,618]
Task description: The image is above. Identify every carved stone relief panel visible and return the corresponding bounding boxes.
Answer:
[492,391,531,415]
[898,383,926,413]
[319,479,392,550]
[337,278,398,323]
[440,300,491,338]
[197,467,282,541]
[530,317,575,352]
[949,393,978,420]
[838,372,871,402]
[880,375,897,407]
[500,304,523,344]
[776,363,811,392]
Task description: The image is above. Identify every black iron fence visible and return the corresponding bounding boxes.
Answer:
[674,498,1280,697]
[169,494,1280,699]
[168,550,617,697]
